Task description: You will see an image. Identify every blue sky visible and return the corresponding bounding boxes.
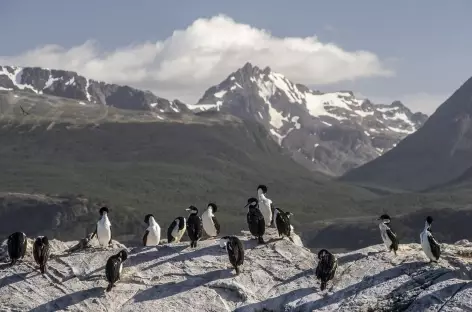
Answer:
[1,0,471,114]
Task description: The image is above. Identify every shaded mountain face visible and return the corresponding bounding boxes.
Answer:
[0,65,188,113]
[193,63,427,176]
[341,76,472,191]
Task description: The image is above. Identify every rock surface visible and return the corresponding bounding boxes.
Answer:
[1,229,472,311]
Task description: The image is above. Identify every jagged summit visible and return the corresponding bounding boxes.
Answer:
[1,229,472,311]
[194,63,428,176]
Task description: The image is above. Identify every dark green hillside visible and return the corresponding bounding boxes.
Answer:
[0,117,376,243]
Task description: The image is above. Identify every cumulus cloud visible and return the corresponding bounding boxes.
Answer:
[0,14,393,103]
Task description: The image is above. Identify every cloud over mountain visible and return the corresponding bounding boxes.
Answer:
[0,14,392,103]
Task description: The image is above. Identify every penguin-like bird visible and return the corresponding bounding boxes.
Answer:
[420,216,441,263]
[91,207,112,247]
[143,214,161,246]
[273,207,293,239]
[219,236,244,275]
[257,185,274,227]
[186,206,203,248]
[244,197,265,244]
[315,249,338,291]
[33,236,50,274]
[167,216,187,243]
[202,203,220,238]
[7,232,27,266]
[378,214,399,255]
[105,249,128,292]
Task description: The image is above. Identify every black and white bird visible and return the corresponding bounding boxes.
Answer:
[257,185,274,227]
[273,207,293,239]
[33,236,50,274]
[244,197,265,244]
[186,206,203,248]
[142,214,161,246]
[91,207,112,247]
[219,236,244,275]
[167,216,186,243]
[315,249,338,291]
[105,249,128,292]
[202,203,220,238]
[420,216,441,263]
[7,232,27,266]
[378,214,399,255]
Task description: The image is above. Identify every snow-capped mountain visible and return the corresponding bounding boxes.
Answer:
[194,63,428,176]
[0,65,188,113]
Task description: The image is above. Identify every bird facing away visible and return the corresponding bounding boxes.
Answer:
[143,214,161,246]
[420,216,441,262]
[220,235,245,275]
[315,249,338,291]
[7,232,27,266]
[91,207,112,247]
[273,207,293,239]
[257,185,274,227]
[186,206,203,248]
[105,249,128,292]
[33,236,50,274]
[202,203,220,238]
[245,197,266,244]
[378,214,399,255]
[167,216,187,243]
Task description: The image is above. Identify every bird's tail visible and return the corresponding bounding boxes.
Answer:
[106,283,114,292]
[320,281,327,291]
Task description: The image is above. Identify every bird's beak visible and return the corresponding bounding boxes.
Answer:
[244,203,249,208]
[185,208,191,211]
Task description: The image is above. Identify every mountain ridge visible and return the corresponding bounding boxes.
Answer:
[194,62,428,176]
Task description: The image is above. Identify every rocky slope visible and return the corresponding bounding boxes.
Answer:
[0,65,188,113]
[194,63,428,176]
[341,76,472,191]
[1,229,472,311]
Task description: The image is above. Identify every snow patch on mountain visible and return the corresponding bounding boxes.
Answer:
[193,63,428,176]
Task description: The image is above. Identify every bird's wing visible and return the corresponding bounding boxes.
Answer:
[428,232,441,258]
[167,221,176,242]
[105,258,120,283]
[143,230,149,246]
[212,216,221,235]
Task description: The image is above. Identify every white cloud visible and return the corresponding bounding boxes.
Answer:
[0,14,393,104]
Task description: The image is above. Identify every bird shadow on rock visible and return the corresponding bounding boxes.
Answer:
[384,265,465,311]
[128,244,188,267]
[277,268,314,287]
[0,271,29,288]
[143,244,225,271]
[132,268,233,302]
[409,280,472,311]
[29,286,103,312]
[237,260,434,311]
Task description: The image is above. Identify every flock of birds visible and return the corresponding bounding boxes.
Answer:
[3,185,443,294]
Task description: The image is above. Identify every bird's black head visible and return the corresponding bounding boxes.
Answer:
[42,236,49,245]
[318,249,330,259]
[99,207,109,216]
[208,203,217,213]
[378,214,391,223]
[285,211,294,218]
[118,249,128,262]
[245,197,258,209]
[257,185,268,194]
[144,214,154,224]
[426,216,433,225]
[186,206,199,215]
[35,237,43,246]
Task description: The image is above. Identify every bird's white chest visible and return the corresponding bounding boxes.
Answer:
[171,221,185,241]
[146,225,161,246]
[420,230,435,260]
[202,210,217,236]
[379,224,392,247]
[258,195,272,226]
[97,219,111,246]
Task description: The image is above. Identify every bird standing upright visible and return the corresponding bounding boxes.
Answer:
[315,249,338,291]
[142,214,161,246]
[420,216,441,263]
[33,236,50,274]
[91,207,112,248]
[7,232,27,266]
[105,249,128,292]
[245,197,265,244]
[186,206,203,248]
[378,214,399,255]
